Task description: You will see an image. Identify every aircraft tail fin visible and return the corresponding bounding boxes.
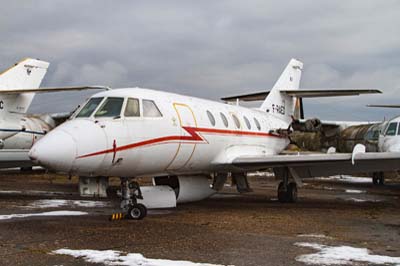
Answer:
[260,58,303,124]
[0,58,49,89]
[0,58,49,114]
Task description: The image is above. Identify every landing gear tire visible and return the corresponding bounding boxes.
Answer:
[127,203,147,220]
[372,172,385,186]
[277,182,298,203]
[287,182,298,203]
[278,182,287,203]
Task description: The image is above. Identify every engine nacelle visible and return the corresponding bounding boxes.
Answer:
[153,175,216,203]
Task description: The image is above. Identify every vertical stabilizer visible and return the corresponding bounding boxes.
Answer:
[260,58,303,124]
[0,58,49,114]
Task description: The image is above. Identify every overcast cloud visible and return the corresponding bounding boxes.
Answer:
[1,1,400,121]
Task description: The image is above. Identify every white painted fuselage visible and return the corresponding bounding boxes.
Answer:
[30,88,290,177]
[378,116,400,152]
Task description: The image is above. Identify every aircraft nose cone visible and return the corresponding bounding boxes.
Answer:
[29,130,76,172]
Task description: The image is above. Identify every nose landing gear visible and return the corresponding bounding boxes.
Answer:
[120,178,147,220]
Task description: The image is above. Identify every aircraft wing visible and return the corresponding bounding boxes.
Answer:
[0,149,35,169]
[228,151,400,178]
[221,89,380,102]
[367,104,400,108]
[0,86,110,94]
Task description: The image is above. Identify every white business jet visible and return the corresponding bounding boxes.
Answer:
[29,59,400,220]
[0,58,107,168]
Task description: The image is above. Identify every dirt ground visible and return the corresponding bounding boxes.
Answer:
[0,170,399,266]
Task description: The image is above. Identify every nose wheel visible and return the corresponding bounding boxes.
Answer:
[127,203,147,220]
[120,178,148,220]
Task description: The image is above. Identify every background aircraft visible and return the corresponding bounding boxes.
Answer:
[289,105,400,185]
[29,59,399,220]
[0,58,108,169]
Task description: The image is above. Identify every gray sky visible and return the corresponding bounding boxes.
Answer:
[1,1,400,121]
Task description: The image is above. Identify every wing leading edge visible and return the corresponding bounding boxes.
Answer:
[0,86,110,94]
[227,151,400,178]
[221,89,381,102]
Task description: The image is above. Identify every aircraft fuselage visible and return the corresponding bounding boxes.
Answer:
[30,88,290,177]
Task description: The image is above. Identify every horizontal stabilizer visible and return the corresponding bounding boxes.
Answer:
[221,91,270,102]
[221,89,381,102]
[0,86,110,94]
[283,89,381,98]
[367,104,400,108]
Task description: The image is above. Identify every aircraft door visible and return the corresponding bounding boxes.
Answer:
[166,103,197,171]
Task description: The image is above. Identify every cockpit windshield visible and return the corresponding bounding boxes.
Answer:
[385,122,398,136]
[94,97,124,118]
[76,97,104,118]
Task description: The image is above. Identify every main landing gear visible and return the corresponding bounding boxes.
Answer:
[372,172,385,186]
[277,181,298,203]
[120,178,147,220]
[274,167,300,203]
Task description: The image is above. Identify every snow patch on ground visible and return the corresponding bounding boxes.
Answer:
[0,211,87,220]
[247,171,274,177]
[52,249,231,266]
[345,189,365,194]
[295,242,400,265]
[316,175,371,184]
[298,234,332,239]
[346,197,382,203]
[27,199,108,209]
[211,194,238,199]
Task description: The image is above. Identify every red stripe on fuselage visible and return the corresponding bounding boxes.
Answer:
[76,126,285,159]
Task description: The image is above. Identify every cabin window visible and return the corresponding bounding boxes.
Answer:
[207,110,216,126]
[95,97,124,118]
[76,97,103,118]
[220,113,228,127]
[243,116,251,130]
[385,122,397,136]
[254,117,261,130]
[143,99,162,117]
[124,98,140,117]
[232,114,241,129]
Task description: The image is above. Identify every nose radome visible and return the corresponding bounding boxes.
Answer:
[29,130,77,172]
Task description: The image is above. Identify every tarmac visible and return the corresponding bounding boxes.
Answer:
[0,170,399,266]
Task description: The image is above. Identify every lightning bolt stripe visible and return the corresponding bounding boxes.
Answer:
[76,126,285,159]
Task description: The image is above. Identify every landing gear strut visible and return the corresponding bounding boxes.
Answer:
[372,172,385,186]
[120,178,147,220]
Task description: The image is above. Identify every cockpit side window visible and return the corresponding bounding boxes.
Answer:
[94,97,124,118]
[385,122,398,136]
[143,99,162,117]
[124,98,140,117]
[76,97,104,118]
